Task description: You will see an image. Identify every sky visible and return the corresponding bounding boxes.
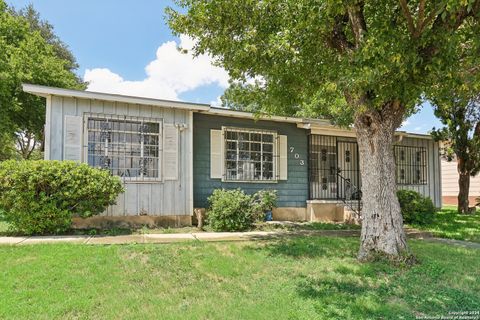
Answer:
[8,0,442,134]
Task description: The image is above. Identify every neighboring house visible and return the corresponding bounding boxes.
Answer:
[23,84,443,228]
[441,158,480,206]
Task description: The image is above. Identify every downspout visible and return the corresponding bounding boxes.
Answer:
[175,123,188,190]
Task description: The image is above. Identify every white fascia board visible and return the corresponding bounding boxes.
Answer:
[301,121,356,137]
[22,83,210,111]
[303,121,433,140]
[394,131,433,140]
[202,108,304,124]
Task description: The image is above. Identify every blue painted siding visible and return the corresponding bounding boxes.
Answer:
[193,113,309,208]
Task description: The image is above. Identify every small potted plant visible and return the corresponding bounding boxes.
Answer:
[256,190,277,221]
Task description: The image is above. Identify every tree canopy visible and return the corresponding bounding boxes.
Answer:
[168,0,480,261]
[0,0,85,159]
[431,95,480,213]
[432,97,480,174]
[168,0,480,124]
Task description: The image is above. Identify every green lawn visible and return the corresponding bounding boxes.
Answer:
[411,207,480,243]
[1,237,479,319]
[0,219,360,237]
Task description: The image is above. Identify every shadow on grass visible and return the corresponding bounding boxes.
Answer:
[253,236,359,259]
[296,274,370,298]
[412,208,480,242]
[249,236,405,318]
[251,236,480,318]
[0,221,134,237]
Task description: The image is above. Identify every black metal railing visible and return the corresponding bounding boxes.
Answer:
[337,172,362,219]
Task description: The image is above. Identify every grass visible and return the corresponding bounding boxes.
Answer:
[0,219,360,237]
[411,207,480,243]
[255,221,360,232]
[0,237,479,319]
[0,220,8,235]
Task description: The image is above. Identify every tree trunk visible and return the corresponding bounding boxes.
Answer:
[354,101,411,262]
[457,170,470,214]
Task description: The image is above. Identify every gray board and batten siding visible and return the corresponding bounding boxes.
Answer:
[394,136,442,208]
[45,94,194,217]
[193,113,309,209]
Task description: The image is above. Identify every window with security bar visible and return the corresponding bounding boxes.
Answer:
[223,127,277,181]
[86,114,162,180]
[394,145,427,185]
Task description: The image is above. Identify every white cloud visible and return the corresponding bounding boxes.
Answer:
[84,35,229,101]
[210,96,223,108]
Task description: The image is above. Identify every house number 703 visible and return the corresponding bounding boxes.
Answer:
[290,146,304,165]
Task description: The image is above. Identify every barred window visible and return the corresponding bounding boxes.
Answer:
[86,115,161,180]
[394,145,427,185]
[223,127,277,181]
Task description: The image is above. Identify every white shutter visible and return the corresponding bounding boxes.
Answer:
[163,123,179,180]
[210,129,223,179]
[279,135,288,180]
[63,115,83,161]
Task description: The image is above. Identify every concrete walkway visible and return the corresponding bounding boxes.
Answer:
[0,230,356,245]
[423,237,480,249]
[0,228,440,246]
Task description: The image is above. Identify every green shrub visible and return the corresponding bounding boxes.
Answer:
[255,190,278,212]
[207,189,263,231]
[0,160,124,235]
[397,189,436,225]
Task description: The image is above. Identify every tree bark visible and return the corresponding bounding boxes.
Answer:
[354,101,411,262]
[457,169,470,214]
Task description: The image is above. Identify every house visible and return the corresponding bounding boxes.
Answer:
[23,84,443,228]
[441,158,480,206]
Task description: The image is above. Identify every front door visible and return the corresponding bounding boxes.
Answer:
[336,141,360,200]
[309,135,361,200]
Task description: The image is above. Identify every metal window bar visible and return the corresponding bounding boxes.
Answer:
[222,127,277,182]
[86,113,162,181]
[393,145,428,185]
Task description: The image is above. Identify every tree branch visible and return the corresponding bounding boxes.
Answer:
[418,0,425,27]
[420,3,445,33]
[420,1,480,61]
[474,120,480,138]
[347,2,367,47]
[327,14,355,53]
[399,0,417,37]
[431,0,480,32]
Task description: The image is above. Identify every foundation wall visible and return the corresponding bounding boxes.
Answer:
[307,202,345,222]
[272,207,308,221]
[192,207,309,223]
[442,196,478,206]
[72,215,192,229]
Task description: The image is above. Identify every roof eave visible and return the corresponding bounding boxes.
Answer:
[22,83,210,111]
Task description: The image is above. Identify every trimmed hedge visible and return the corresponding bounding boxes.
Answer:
[397,189,436,225]
[0,160,124,235]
